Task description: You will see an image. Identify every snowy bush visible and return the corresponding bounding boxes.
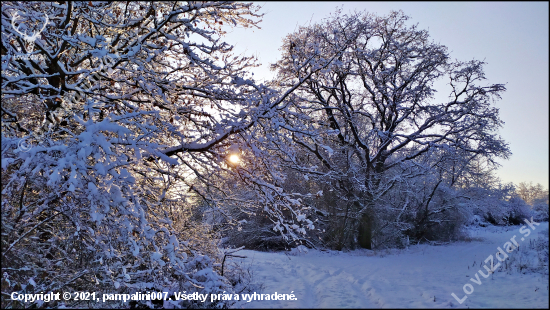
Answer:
[482,196,533,226]
[223,211,292,251]
[532,198,549,222]
[500,228,549,276]
[533,228,549,275]
[469,214,491,227]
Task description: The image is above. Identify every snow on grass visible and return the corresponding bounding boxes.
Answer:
[229,222,549,308]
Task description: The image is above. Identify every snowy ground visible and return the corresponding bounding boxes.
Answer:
[229,222,549,308]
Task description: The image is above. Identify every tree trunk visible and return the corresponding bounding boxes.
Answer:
[358,212,373,249]
[337,203,350,250]
[358,170,378,250]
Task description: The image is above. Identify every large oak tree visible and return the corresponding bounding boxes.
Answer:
[272,10,511,249]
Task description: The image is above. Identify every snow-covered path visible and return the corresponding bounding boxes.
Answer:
[230,222,549,308]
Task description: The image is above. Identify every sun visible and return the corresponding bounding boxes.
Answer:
[228,154,240,164]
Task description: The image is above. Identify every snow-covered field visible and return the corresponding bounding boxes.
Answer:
[230,222,549,308]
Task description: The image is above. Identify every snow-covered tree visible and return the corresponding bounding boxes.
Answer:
[271,10,511,249]
[517,182,548,206]
[516,182,549,221]
[1,1,322,307]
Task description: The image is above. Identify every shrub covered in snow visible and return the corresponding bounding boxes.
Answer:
[500,228,549,276]
[1,2,316,308]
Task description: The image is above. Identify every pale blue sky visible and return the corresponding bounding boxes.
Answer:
[223,2,549,188]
